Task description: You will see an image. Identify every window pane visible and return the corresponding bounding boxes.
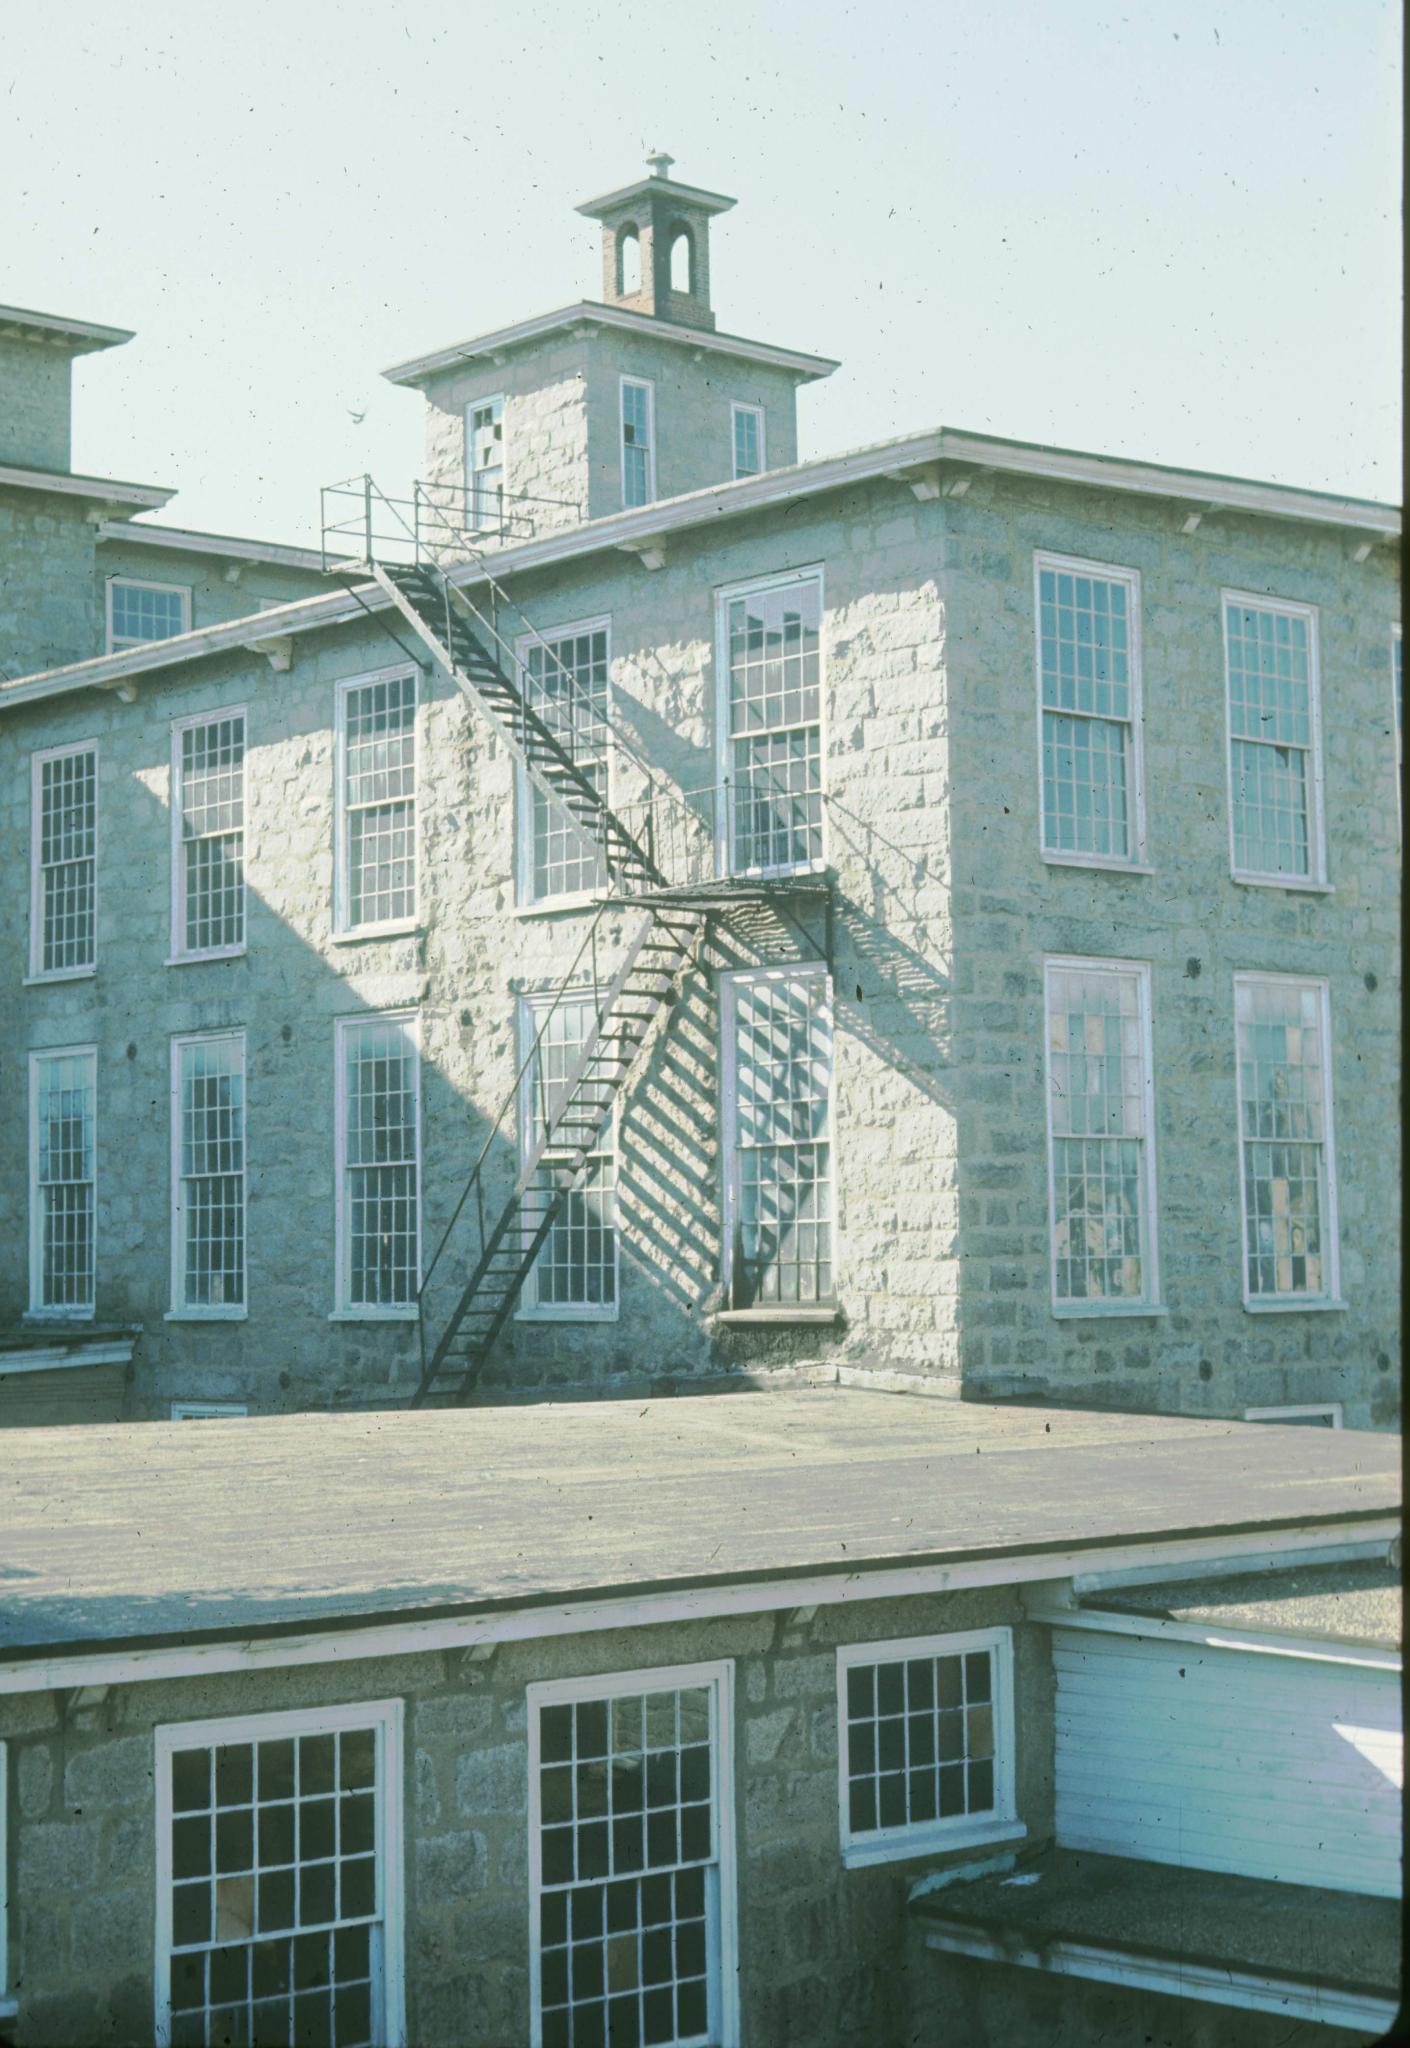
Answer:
[342,1021,418,1306]
[469,398,504,529]
[37,749,97,972]
[731,974,833,1305]
[178,1037,246,1311]
[1046,965,1150,1302]
[524,997,617,1310]
[526,630,610,901]
[1226,602,1314,877]
[1236,980,1331,1299]
[726,578,823,874]
[111,581,186,647]
[180,715,246,954]
[733,408,760,479]
[343,676,416,926]
[33,1051,96,1310]
[846,1646,999,1838]
[1037,565,1133,860]
[622,383,653,508]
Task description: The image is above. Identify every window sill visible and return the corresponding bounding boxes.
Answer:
[1051,1302,1169,1321]
[513,894,602,920]
[23,966,97,986]
[328,922,423,946]
[1041,853,1154,876]
[842,1817,1027,1872]
[1243,1297,1348,1315]
[1230,872,1334,895]
[23,1308,94,1325]
[327,1307,419,1323]
[714,1306,841,1328]
[0,1995,17,2024]
[722,858,830,885]
[165,1309,248,1323]
[516,1305,620,1324]
[165,946,247,967]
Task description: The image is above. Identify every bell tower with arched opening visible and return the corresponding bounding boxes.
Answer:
[577,152,734,332]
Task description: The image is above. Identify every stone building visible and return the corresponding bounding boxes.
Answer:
[0,159,1400,1429]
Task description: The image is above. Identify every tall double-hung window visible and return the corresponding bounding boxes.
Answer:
[107,576,190,653]
[335,1014,420,1316]
[519,994,618,1317]
[717,568,825,877]
[335,670,418,934]
[171,1033,246,1317]
[1223,593,1326,884]
[29,1047,97,1316]
[517,622,611,903]
[621,377,656,509]
[1393,627,1402,841]
[155,1700,405,2048]
[731,403,764,480]
[528,1662,738,2048]
[172,709,246,959]
[1234,975,1339,1307]
[722,967,834,1309]
[30,741,98,978]
[1043,958,1159,1311]
[467,395,505,531]
[1034,553,1144,867]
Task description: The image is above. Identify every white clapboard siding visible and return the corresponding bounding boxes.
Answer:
[1053,1628,1402,1898]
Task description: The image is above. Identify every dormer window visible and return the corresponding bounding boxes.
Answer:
[466,396,505,533]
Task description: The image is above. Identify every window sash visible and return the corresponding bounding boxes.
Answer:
[1223,596,1323,881]
[519,995,618,1316]
[1035,557,1140,864]
[1234,976,1338,1302]
[337,673,418,932]
[731,405,763,480]
[517,626,612,903]
[30,1049,96,1314]
[173,712,246,958]
[1044,960,1157,1308]
[719,573,825,877]
[723,969,834,1307]
[337,1016,420,1311]
[173,1034,246,1314]
[621,379,655,508]
[468,397,505,529]
[108,577,189,652]
[32,744,97,976]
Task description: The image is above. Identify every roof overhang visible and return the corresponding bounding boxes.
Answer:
[0,304,134,354]
[0,461,174,517]
[97,518,336,573]
[383,299,839,387]
[575,175,737,220]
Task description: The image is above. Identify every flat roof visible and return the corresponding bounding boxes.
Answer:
[0,1391,1395,1666]
[0,460,174,514]
[1085,1557,1402,1649]
[96,519,336,573]
[0,303,134,354]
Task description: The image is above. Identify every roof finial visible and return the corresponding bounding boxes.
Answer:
[645,150,675,180]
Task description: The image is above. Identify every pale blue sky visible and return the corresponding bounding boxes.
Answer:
[5,0,1400,545]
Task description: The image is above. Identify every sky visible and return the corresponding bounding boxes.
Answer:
[4,0,1401,547]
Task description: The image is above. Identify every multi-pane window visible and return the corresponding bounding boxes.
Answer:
[29,1047,96,1315]
[719,570,824,876]
[731,404,764,481]
[172,1033,246,1316]
[723,969,834,1308]
[529,1663,736,2048]
[468,396,505,531]
[518,625,611,902]
[837,1630,1017,1865]
[336,1014,420,1314]
[1224,594,1325,883]
[1234,975,1339,1305]
[337,671,417,932]
[621,378,655,509]
[173,711,246,958]
[31,743,97,976]
[1035,554,1142,865]
[1044,959,1158,1309]
[155,1701,404,2048]
[519,994,617,1317]
[108,577,190,652]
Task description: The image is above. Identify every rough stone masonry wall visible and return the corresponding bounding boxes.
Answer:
[421,341,594,542]
[0,339,72,472]
[92,539,326,640]
[0,487,99,683]
[0,1583,1047,2047]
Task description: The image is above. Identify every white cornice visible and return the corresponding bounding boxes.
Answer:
[97,519,337,572]
[0,304,134,354]
[0,462,174,512]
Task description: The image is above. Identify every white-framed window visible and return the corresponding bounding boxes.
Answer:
[517,992,618,1319]
[171,707,247,960]
[1244,1403,1344,1428]
[720,967,834,1309]
[154,1699,405,2048]
[29,740,98,979]
[715,566,825,878]
[466,395,505,531]
[334,1013,420,1317]
[171,1032,247,1319]
[1234,974,1340,1308]
[171,1401,250,1420]
[515,620,612,904]
[621,377,656,509]
[1223,592,1326,885]
[730,403,764,481]
[334,668,418,936]
[528,1660,739,2048]
[28,1046,97,1317]
[837,1628,1021,1868]
[1043,958,1160,1313]
[1034,553,1144,868]
[106,575,191,653]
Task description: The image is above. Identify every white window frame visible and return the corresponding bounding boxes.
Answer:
[719,964,837,1310]
[27,1043,97,1320]
[620,375,656,509]
[28,738,99,983]
[836,1627,1023,1869]
[1033,551,1147,871]
[527,1659,739,2048]
[1222,590,1328,889]
[171,1400,250,1419]
[1233,971,1342,1312]
[153,1698,406,2048]
[333,665,420,939]
[169,1030,248,1322]
[1244,1403,1344,1428]
[730,402,765,481]
[105,574,191,653]
[465,394,506,531]
[1042,956,1162,1317]
[713,563,828,881]
[513,616,613,910]
[514,990,620,1322]
[333,1010,422,1320]
[169,704,248,964]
